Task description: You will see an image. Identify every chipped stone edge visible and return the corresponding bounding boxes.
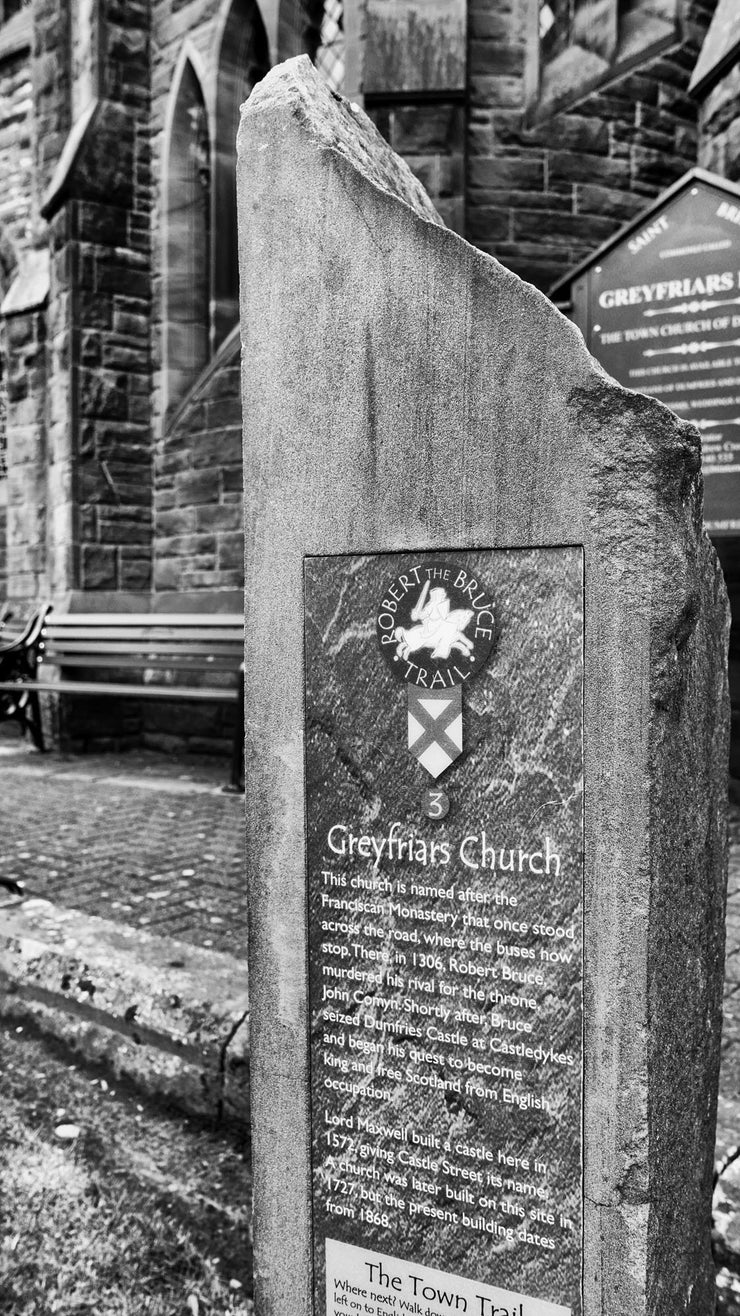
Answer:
[0,897,250,1126]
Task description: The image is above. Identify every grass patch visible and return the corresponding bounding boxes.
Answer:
[0,1021,252,1315]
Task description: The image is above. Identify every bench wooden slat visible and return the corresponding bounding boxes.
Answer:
[47,627,244,644]
[50,613,243,628]
[46,640,243,658]
[0,603,245,789]
[0,679,239,702]
[41,653,239,671]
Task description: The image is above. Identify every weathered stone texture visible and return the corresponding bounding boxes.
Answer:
[0,45,34,263]
[716,540,740,778]
[238,59,728,1316]
[2,0,728,610]
[40,0,154,595]
[0,31,43,601]
[153,327,244,594]
[32,0,71,198]
[367,100,465,234]
[0,896,250,1126]
[4,304,47,599]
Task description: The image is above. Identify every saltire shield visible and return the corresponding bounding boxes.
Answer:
[407,686,463,779]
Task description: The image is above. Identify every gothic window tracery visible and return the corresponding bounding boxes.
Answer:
[164,59,210,418]
[213,0,270,352]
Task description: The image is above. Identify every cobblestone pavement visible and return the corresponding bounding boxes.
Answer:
[0,736,246,957]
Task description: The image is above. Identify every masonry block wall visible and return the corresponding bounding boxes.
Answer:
[0,500,6,592]
[0,0,731,744]
[154,328,243,593]
[4,305,46,599]
[353,0,715,292]
[28,0,70,601]
[33,0,70,199]
[21,0,156,599]
[68,98,153,596]
[366,102,465,233]
[0,21,40,599]
[352,0,467,234]
[1,0,723,610]
[0,36,34,262]
[70,3,153,594]
[462,0,716,293]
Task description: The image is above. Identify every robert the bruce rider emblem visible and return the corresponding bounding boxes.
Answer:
[376,560,496,783]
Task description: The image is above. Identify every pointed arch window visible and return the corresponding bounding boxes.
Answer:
[213,0,270,352]
[164,59,210,419]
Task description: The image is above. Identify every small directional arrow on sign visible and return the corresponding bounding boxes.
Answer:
[407,686,463,779]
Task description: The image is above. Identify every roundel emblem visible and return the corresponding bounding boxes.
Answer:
[376,560,495,689]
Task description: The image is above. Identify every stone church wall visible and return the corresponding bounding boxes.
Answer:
[697,51,740,780]
[24,0,155,600]
[0,0,723,609]
[462,0,716,293]
[0,25,35,600]
[150,0,222,444]
[153,326,243,594]
[1,0,738,763]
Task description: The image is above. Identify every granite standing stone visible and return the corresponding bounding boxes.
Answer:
[237,56,730,1316]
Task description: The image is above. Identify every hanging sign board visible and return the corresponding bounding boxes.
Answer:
[569,171,740,533]
[304,548,584,1316]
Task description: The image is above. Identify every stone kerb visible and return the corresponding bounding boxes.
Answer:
[237,57,729,1316]
[0,898,250,1126]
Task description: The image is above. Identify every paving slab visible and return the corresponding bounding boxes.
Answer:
[0,738,247,956]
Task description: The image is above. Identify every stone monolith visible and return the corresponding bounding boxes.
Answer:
[237,57,729,1316]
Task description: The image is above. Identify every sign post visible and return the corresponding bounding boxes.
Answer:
[238,59,729,1316]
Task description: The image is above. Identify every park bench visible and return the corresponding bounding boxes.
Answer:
[0,607,245,790]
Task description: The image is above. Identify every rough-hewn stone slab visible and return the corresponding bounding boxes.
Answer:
[0,897,249,1125]
[238,56,729,1316]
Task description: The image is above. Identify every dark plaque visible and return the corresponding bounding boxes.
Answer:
[576,173,740,532]
[305,549,584,1316]
[364,0,466,94]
